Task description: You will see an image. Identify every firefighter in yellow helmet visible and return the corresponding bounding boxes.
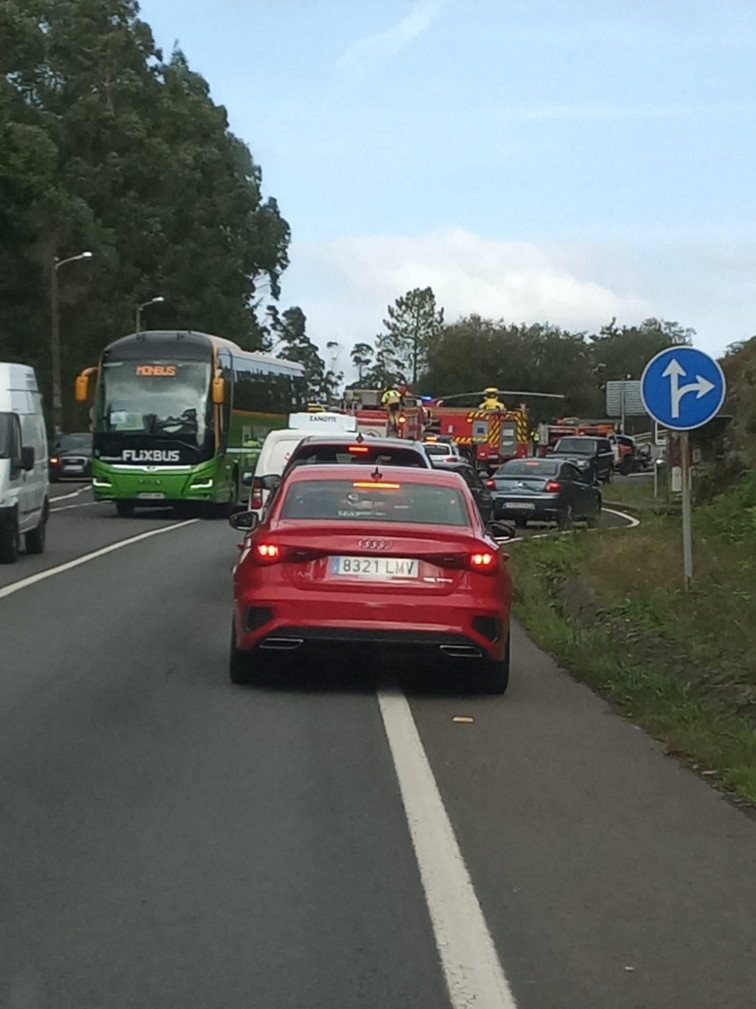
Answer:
[479,387,505,410]
[381,386,403,434]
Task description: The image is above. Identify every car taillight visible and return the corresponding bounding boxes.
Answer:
[545,480,562,492]
[254,542,281,563]
[485,479,495,488]
[469,550,498,574]
[251,476,263,509]
[50,456,59,465]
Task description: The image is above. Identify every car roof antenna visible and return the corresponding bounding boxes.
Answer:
[371,466,382,480]
[356,431,364,443]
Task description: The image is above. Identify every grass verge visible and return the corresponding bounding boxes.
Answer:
[509,483,756,804]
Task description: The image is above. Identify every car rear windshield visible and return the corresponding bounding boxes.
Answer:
[423,443,453,455]
[58,433,91,451]
[280,479,471,526]
[290,444,427,467]
[495,459,559,476]
[555,438,596,454]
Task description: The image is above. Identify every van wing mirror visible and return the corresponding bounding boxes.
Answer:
[229,511,258,531]
[21,446,35,471]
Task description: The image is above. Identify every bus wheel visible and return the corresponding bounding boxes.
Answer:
[116,501,135,518]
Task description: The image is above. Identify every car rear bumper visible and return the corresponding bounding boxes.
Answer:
[234,596,509,662]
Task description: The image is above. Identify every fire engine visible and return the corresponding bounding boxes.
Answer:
[424,387,565,472]
[424,403,530,470]
[341,389,425,440]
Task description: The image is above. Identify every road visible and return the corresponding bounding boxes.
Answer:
[1,486,755,1008]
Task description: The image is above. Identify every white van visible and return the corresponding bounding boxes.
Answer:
[243,413,357,519]
[0,363,50,563]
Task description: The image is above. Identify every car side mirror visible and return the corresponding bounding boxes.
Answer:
[228,511,258,531]
[488,519,516,539]
[21,446,35,471]
[241,471,254,488]
[260,474,281,491]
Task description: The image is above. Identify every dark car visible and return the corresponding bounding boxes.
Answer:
[551,435,614,483]
[49,432,92,482]
[429,460,495,525]
[490,457,602,529]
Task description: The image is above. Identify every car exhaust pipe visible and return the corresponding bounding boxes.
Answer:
[260,637,304,651]
[439,644,483,659]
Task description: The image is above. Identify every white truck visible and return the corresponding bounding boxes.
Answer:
[0,363,50,563]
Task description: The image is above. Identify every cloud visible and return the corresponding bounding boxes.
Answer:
[337,1,441,78]
[286,229,657,372]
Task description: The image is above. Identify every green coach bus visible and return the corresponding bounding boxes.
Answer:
[76,330,306,516]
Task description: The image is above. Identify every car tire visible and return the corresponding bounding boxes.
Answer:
[25,509,47,554]
[557,505,574,530]
[604,468,613,483]
[478,637,510,695]
[0,511,20,564]
[115,500,135,518]
[229,620,253,685]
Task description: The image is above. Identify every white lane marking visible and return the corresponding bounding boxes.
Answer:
[0,520,198,601]
[49,485,90,503]
[377,689,518,1009]
[494,506,639,545]
[50,501,101,514]
[603,507,640,528]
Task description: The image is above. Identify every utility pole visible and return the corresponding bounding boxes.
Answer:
[135,296,165,333]
[50,251,93,436]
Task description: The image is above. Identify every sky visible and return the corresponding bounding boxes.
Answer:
[141,0,756,373]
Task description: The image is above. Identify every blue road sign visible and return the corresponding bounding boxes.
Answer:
[640,346,726,430]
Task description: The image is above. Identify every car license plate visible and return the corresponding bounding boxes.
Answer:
[137,492,165,500]
[505,501,535,510]
[331,556,419,579]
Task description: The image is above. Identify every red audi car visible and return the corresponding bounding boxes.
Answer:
[230,464,512,693]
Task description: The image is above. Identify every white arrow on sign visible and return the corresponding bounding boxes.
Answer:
[661,358,716,419]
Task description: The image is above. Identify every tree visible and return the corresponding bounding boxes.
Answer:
[422,316,600,421]
[350,341,374,381]
[0,0,291,427]
[378,286,444,384]
[589,318,693,387]
[268,305,339,402]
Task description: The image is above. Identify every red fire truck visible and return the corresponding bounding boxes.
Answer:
[341,389,425,440]
[424,404,531,470]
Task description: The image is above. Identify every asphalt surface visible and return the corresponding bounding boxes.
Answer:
[1,485,755,1008]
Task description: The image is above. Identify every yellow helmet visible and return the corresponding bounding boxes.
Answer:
[484,387,499,396]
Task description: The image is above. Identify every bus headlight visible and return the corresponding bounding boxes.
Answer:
[92,477,111,488]
[190,479,213,489]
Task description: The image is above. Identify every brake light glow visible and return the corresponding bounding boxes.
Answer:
[398,415,406,424]
[470,551,495,568]
[352,481,402,490]
[545,480,562,492]
[485,479,495,488]
[255,543,280,560]
[50,456,59,465]
[348,445,369,453]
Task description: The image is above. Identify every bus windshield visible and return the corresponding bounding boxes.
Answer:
[99,361,212,444]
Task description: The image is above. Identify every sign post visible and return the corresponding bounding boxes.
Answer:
[640,347,726,589]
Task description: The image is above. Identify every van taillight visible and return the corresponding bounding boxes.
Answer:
[251,477,263,509]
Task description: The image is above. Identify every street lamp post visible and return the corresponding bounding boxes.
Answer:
[50,251,93,436]
[135,296,165,333]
